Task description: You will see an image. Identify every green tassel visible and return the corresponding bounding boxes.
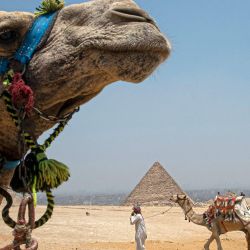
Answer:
[27,151,70,192]
[35,0,64,16]
[32,176,38,207]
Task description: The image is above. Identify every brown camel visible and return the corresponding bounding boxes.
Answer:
[0,0,170,203]
[171,194,250,250]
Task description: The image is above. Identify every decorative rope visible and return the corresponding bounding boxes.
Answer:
[34,190,54,228]
[0,0,68,238]
[0,1,68,196]
[0,192,39,250]
[42,108,79,150]
[0,187,16,228]
[2,89,72,207]
[33,106,78,122]
[2,90,78,151]
[2,91,20,127]
[0,186,54,229]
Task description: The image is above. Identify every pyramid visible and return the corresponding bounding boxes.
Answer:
[123,162,186,206]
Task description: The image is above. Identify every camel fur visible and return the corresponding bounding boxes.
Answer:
[0,0,170,203]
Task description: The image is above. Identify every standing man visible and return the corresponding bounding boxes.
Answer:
[130,205,147,250]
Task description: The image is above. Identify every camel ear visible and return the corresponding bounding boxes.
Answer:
[0,12,34,57]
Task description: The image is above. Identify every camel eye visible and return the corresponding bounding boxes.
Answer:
[0,30,19,43]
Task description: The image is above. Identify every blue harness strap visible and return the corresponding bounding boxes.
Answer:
[0,11,58,168]
[15,12,57,65]
[0,12,57,74]
[2,160,20,170]
[0,58,9,75]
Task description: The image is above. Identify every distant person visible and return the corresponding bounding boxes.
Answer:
[240,192,246,197]
[130,205,147,250]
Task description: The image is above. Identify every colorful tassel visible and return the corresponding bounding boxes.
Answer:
[8,73,34,114]
[25,149,70,192]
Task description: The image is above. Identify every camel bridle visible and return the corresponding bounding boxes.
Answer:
[0,4,80,250]
[0,7,79,198]
[176,195,193,221]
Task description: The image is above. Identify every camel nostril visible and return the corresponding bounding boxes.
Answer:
[110,7,156,24]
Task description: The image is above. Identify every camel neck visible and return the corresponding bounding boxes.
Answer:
[179,200,204,226]
[186,208,204,225]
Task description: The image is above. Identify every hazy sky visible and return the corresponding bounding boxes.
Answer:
[1,1,250,193]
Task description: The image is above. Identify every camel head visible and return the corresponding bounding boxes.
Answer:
[0,0,170,159]
[171,194,194,221]
[171,194,194,213]
[171,194,189,205]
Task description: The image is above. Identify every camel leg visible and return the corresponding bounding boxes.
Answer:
[214,234,223,250]
[208,222,223,250]
[245,231,250,250]
[204,234,215,250]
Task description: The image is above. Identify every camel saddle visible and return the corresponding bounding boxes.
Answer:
[234,196,250,221]
[204,195,249,227]
[214,195,237,214]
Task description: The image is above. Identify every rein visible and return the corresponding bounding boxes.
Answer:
[144,204,174,220]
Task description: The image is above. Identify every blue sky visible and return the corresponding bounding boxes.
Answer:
[1,1,250,193]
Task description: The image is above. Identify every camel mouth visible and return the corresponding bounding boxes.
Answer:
[92,48,170,83]
[109,45,171,61]
[81,38,171,63]
[106,47,170,64]
[92,23,171,60]
[77,31,171,83]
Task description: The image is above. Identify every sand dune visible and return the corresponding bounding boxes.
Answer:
[0,205,246,249]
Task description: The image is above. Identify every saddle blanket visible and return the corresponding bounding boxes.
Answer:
[214,195,237,213]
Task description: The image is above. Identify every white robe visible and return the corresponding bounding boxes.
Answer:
[130,214,147,250]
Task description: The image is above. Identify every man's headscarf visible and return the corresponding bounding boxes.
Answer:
[133,205,141,214]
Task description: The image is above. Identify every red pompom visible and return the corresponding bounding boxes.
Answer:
[8,73,34,115]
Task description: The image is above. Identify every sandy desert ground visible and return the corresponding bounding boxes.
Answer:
[0,205,247,250]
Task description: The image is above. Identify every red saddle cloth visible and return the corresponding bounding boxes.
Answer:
[214,195,236,214]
